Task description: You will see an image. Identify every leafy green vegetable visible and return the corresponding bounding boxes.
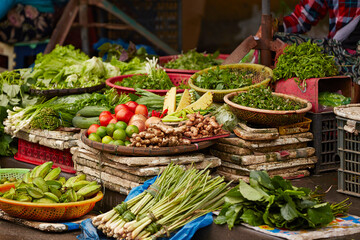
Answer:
[99,41,153,62]
[110,57,147,75]
[29,107,60,130]
[233,86,305,111]
[273,41,338,82]
[164,49,222,70]
[215,171,351,230]
[27,45,120,90]
[194,66,252,90]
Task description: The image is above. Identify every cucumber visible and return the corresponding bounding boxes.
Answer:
[76,106,109,117]
[72,116,100,129]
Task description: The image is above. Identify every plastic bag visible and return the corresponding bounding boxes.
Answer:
[77,176,213,240]
[240,49,260,64]
[318,91,351,107]
[213,104,239,132]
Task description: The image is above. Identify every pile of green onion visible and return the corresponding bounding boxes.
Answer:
[92,164,230,239]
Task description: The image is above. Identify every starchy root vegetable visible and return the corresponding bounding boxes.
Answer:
[182,113,227,139]
[129,121,190,148]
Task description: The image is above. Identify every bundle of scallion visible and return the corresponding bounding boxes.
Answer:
[92,164,231,240]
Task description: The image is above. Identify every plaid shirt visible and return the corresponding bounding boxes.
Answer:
[283,0,360,38]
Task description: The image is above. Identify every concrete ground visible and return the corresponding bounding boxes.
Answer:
[1,158,360,240]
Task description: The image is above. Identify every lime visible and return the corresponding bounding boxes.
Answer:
[106,123,116,136]
[113,129,127,141]
[124,140,131,146]
[115,121,127,130]
[113,140,125,146]
[126,125,139,138]
[102,136,113,144]
[96,126,107,138]
[88,133,101,142]
[108,140,115,145]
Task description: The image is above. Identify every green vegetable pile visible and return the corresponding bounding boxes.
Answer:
[164,49,223,70]
[116,58,186,90]
[194,67,252,90]
[273,41,338,81]
[215,171,350,230]
[0,162,102,203]
[27,44,120,90]
[233,87,305,111]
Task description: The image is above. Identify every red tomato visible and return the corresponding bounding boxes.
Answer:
[99,114,113,126]
[99,111,112,118]
[87,124,100,136]
[109,118,117,124]
[116,108,134,124]
[115,104,130,114]
[125,101,139,112]
[134,104,148,117]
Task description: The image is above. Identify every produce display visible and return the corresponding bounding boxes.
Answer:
[273,41,338,82]
[92,163,230,239]
[115,58,188,90]
[232,87,306,111]
[215,171,350,230]
[0,162,102,203]
[98,42,152,63]
[164,49,223,70]
[193,66,253,90]
[26,45,120,90]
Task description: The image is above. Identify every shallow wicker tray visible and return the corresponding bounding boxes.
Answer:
[81,131,214,156]
[224,91,312,127]
[188,63,273,102]
[30,83,106,97]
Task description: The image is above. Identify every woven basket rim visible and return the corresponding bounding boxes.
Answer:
[188,63,273,94]
[224,91,312,115]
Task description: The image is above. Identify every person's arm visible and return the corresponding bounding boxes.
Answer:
[0,0,16,20]
[282,0,327,34]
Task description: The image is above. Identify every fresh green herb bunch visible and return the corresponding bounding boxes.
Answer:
[30,107,60,130]
[194,67,253,90]
[273,41,338,81]
[164,49,223,70]
[215,171,351,230]
[233,86,305,110]
[116,57,175,90]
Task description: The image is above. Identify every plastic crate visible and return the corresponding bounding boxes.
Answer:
[337,116,360,197]
[275,76,352,113]
[306,111,339,173]
[14,139,75,174]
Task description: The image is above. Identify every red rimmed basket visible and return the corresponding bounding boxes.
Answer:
[106,73,191,96]
[159,54,229,74]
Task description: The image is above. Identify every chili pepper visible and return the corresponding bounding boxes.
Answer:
[151,110,155,117]
[160,109,168,118]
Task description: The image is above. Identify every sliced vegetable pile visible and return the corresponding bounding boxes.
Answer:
[232,87,306,111]
[215,171,350,230]
[27,44,120,90]
[92,163,230,239]
[273,41,338,81]
[164,49,223,70]
[193,67,253,90]
[0,162,101,203]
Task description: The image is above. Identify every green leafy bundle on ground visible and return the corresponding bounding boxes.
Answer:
[233,87,305,110]
[215,171,350,230]
[273,41,338,81]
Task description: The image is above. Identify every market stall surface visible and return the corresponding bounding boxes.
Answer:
[0,159,360,240]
